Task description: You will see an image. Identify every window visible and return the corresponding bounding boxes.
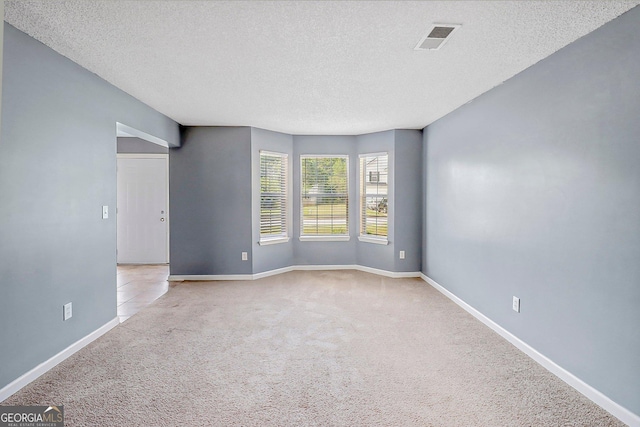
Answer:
[260,151,288,243]
[359,153,388,242]
[300,156,349,239]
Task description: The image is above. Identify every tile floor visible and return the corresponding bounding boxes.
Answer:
[117,264,171,323]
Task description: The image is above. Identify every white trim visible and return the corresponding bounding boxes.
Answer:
[294,264,359,272]
[0,317,119,402]
[358,236,389,245]
[356,265,421,278]
[300,154,350,160]
[169,265,421,282]
[252,266,294,280]
[260,149,288,159]
[116,153,168,159]
[116,122,170,148]
[420,274,640,427]
[299,236,350,242]
[258,237,290,246]
[168,274,254,282]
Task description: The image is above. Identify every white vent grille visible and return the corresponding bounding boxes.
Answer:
[415,23,461,51]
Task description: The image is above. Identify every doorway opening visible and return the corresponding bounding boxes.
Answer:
[115,123,171,322]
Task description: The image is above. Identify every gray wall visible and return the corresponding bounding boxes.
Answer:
[170,127,253,275]
[423,7,640,415]
[393,130,422,273]
[0,24,179,391]
[251,127,294,273]
[172,129,422,274]
[117,137,168,154]
[355,130,423,273]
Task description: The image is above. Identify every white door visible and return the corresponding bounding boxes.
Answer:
[117,156,168,264]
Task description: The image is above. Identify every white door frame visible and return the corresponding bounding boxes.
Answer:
[116,153,170,264]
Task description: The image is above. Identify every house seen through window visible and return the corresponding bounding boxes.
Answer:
[360,153,388,240]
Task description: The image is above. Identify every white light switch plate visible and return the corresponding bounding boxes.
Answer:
[241,252,248,261]
[102,206,109,219]
[63,302,73,320]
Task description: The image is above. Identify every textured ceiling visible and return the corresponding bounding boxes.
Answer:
[5,1,640,135]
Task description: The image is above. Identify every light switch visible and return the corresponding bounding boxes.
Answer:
[102,206,109,219]
[63,302,73,321]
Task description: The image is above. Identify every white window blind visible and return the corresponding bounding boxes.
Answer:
[260,151,288,240]
[360,153,388,239]
[301,156,349,236]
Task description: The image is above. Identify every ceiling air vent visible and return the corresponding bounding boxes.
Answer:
[415,23,461,51]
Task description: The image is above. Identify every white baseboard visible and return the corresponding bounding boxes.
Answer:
[253,266,294,280]
[0,317,120,403]
[355,265,422,279]
[292,264,358,272]
[169,265,422,282]
[420,274,640,427]
[168,274,255,281]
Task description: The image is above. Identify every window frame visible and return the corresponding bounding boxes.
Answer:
[299,154,350,242]
[258,150,290,245]
[358,152,389,245]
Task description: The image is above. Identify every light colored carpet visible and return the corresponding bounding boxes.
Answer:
[3,270,624,426]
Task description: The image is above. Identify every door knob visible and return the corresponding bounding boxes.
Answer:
[160,218,165,222]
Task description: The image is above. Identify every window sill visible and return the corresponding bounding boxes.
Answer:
[259,237,290,246]
[299,235,351,242]
[358,236,389,245]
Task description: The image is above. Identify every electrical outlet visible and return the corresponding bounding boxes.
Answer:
[512,296,520,313]
[241,252,248,261]
[63,302,73,321]
[399,250,406,259]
